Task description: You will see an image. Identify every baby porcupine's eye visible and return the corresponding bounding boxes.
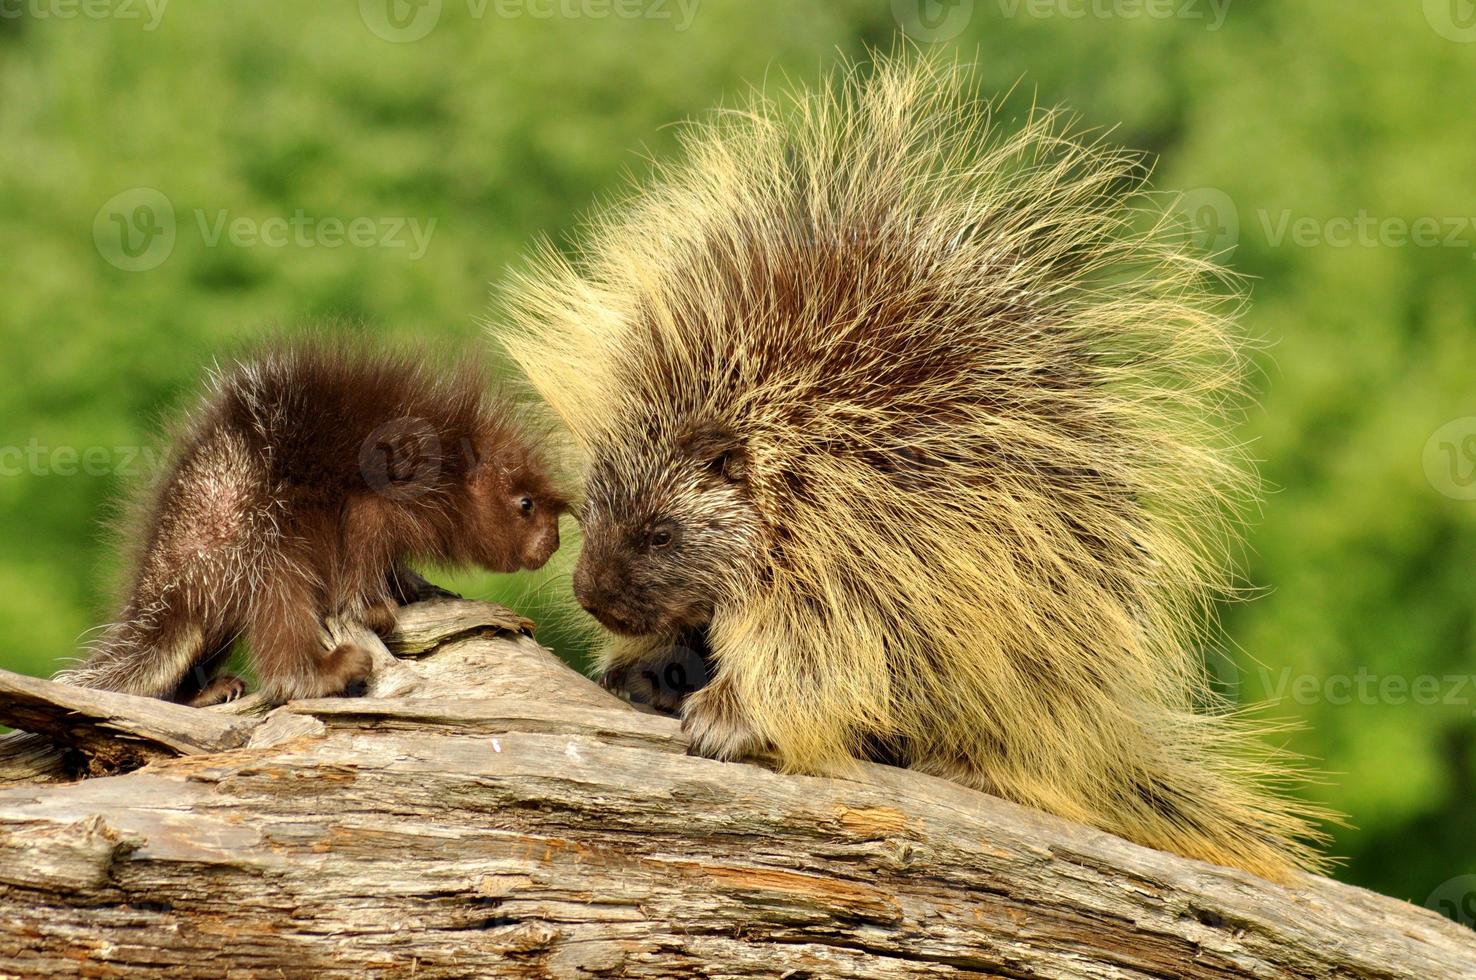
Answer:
[648,527,674,551]
[519,496,534,515]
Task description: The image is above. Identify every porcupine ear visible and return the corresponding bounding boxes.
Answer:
[680,424,748,484]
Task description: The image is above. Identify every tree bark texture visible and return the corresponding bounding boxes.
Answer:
[0,599,1472,978]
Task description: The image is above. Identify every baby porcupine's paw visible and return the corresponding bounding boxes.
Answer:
[681,680,768,762]
[187,674,248,708]
[597,643,710,715]
[406,580,461,602]
[361,598,399,637]
[629,671,687,715]
[318,642,375,697]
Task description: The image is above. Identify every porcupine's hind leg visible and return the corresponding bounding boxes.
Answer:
[174,636,248,707]
[185,671,248,708]
[245,560,373,704]
[58,601,215,700]
[62,427,264,703]
[59,533,237,701]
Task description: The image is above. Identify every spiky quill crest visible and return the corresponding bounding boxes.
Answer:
[500,55,1330,878]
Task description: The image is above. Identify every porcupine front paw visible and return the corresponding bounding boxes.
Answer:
[596,663,628,696]
[680,680,768,762]
[599,662,685,715]
[389,565,462,604]
[598,641,711,715]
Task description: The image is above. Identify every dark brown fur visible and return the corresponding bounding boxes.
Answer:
[60,340,566,705]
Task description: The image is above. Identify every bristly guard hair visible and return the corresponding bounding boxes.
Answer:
[499,54,1332,879]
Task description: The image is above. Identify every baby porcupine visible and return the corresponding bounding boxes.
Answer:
[59,339,566,706]
[501,55,1331,879]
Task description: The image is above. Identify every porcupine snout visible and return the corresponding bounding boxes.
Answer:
[521,511,561,570]
[571,554,649,635]
[571,559,620,620]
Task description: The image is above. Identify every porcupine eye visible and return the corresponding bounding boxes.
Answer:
[648,526,674,551]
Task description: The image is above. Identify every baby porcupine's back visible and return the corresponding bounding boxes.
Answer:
[503,54,1332,879]
[212,341,503,500]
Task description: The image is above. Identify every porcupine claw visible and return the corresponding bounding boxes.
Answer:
[680,679,767,762]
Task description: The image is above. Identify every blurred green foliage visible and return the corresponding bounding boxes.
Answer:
[0,0,1471,917]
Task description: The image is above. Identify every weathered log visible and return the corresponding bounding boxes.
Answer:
[0,599,1471,978]
[0,669,257,772]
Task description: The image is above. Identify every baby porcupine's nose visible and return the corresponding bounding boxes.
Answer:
[523,519,560,570]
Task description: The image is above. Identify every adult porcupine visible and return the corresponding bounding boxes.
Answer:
[501,55,1330,879]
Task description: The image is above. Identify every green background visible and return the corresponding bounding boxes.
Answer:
[1,0,1472,920]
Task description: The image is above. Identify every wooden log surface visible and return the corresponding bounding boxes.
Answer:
[0,668,258,771]
[0,598,1472,978]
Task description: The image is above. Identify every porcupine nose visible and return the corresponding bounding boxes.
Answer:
[573,562,629,624]
[525,520,559,569]
[571,562,603,616]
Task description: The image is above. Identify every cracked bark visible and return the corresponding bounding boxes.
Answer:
[0,598,1472,978]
